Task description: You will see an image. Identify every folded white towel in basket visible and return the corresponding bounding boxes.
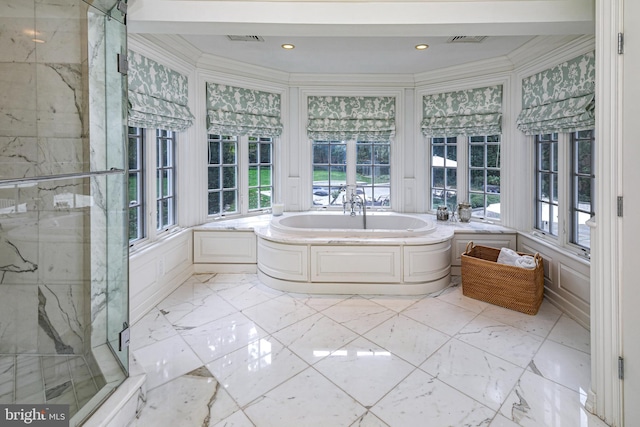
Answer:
[514,255,536,269]
[497,248,520,266]
[497,248,536,269]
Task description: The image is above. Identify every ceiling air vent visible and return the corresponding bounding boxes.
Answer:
[226,35,265,42]
[447,36,487,43]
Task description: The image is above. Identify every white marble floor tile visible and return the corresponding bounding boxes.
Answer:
[363,314,450,366]
[273,313,359,365]
[244,368,366,427]
[420,338,524,411]
[321,297,396,335]
[132,335,203,390]
[130,307,178,351]
[480,299,562,338]
[242,295,318,334]
[207,273,262,290]
[206,336,308,407]
[15,356,45,404]
[455,315,544,368]
[157,292,238,330]
[130,368,238,427]
[0,357,14,403]
[402,296,478,336]
[371,369,495,427]
[158,280,218,307]
[217,282,279,310]
[489,414,521,427]
[211,409,255,427]
[437,285,490,313]
[349,411,390,427]
[499,370,589,427]
[364,295,422,312]
[530,339,591,394]
[179,312,268,364]
[286,292,349,311]
[313,337,415,406]
[547,314,590,354]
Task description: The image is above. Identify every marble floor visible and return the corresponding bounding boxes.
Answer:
[130,273,609,427]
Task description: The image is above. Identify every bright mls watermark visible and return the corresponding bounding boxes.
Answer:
[0,405,69,427]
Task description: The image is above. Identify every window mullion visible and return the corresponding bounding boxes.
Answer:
[238,135,249,214]
[557,133,571,245]
[346,139,357,187]
[458,134,469,206]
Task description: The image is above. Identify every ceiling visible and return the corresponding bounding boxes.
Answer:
[178,34,536,74]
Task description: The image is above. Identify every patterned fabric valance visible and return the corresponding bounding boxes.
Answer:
[307,96,396,141]
[206,83,283,137]
[127,50,195,132]
[421,85,503,137]
[516,51,595,135]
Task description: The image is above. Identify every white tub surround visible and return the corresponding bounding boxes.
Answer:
[255,212,453,295]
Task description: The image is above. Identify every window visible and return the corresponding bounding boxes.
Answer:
[430,137,458,212]
[248,137,273,211]
[430,134,502,220]
[357,140,391,207]
[207,135,238,215]
[469,135,501,219]
[156,129,176,230]
[312,140,347,206]
[536,133,559,235]
[571,130,595,249]
[207,135,275,216]
[534,130,595,253]
[312,139,391,207]
[128,127,145,242]
[128,126,180,246]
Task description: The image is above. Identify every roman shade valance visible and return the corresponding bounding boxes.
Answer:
[421,85,503,137]
[306,96,396,141]
[206,83,283,137]
[127,50,195,131]
[516,51,595,135]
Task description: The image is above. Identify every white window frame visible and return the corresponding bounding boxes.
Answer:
[533,131,594,257]
[129,126,180,250]
[428,134,502,222]
[156,129,176,232]
[207,134,276,218]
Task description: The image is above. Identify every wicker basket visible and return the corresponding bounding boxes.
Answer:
[461,242,544,315]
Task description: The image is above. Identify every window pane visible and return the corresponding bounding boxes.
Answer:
[330,144,346,164]
[432,145,444,162]
[128,208,139,241]
[208,167,220,190]
[487,144,500,168]
[260,143,271,164]
[374,144,390,164]
[208,192,220,215]
[222,190,237,213]
[329,165,347,183]
[223,166,236,188]
[540,143,551,171]
[223,142,236,164]
[209,141,220,164]
[128,173,138,202]
[249,188,259,210]
[470,170,484,192]
[161,170,169,197]
[577,177,591,205]
[576,140,592,174]
[487,170,500,193]
[128,137,138,170]
[248,142,258,164]
[261,166,272,186]
[446,168,457,189]
[313,144,329,163]
[470,145,484,168]
[374,166,390,184]
[249,165,258,187]
[357,144,372,164]
[432,167,445,188]
[552,142,558,172]
[446,145,457,165]
[540,173,551,201]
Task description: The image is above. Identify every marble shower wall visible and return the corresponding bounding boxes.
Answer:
[0,0,95,356]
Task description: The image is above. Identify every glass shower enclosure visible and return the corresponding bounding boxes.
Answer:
[0,0,129,424]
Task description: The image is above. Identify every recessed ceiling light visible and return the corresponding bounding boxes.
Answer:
[281,44,295,50]
[415,44,429,50]
[32,39,45,43]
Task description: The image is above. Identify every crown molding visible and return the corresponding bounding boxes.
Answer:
[130,34,203,68]
[513,34,595,77]
[414,56,514,87]
[196,52,291,85]
[288,73,415,88]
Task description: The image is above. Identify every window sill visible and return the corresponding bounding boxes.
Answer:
[521,230,591,265]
